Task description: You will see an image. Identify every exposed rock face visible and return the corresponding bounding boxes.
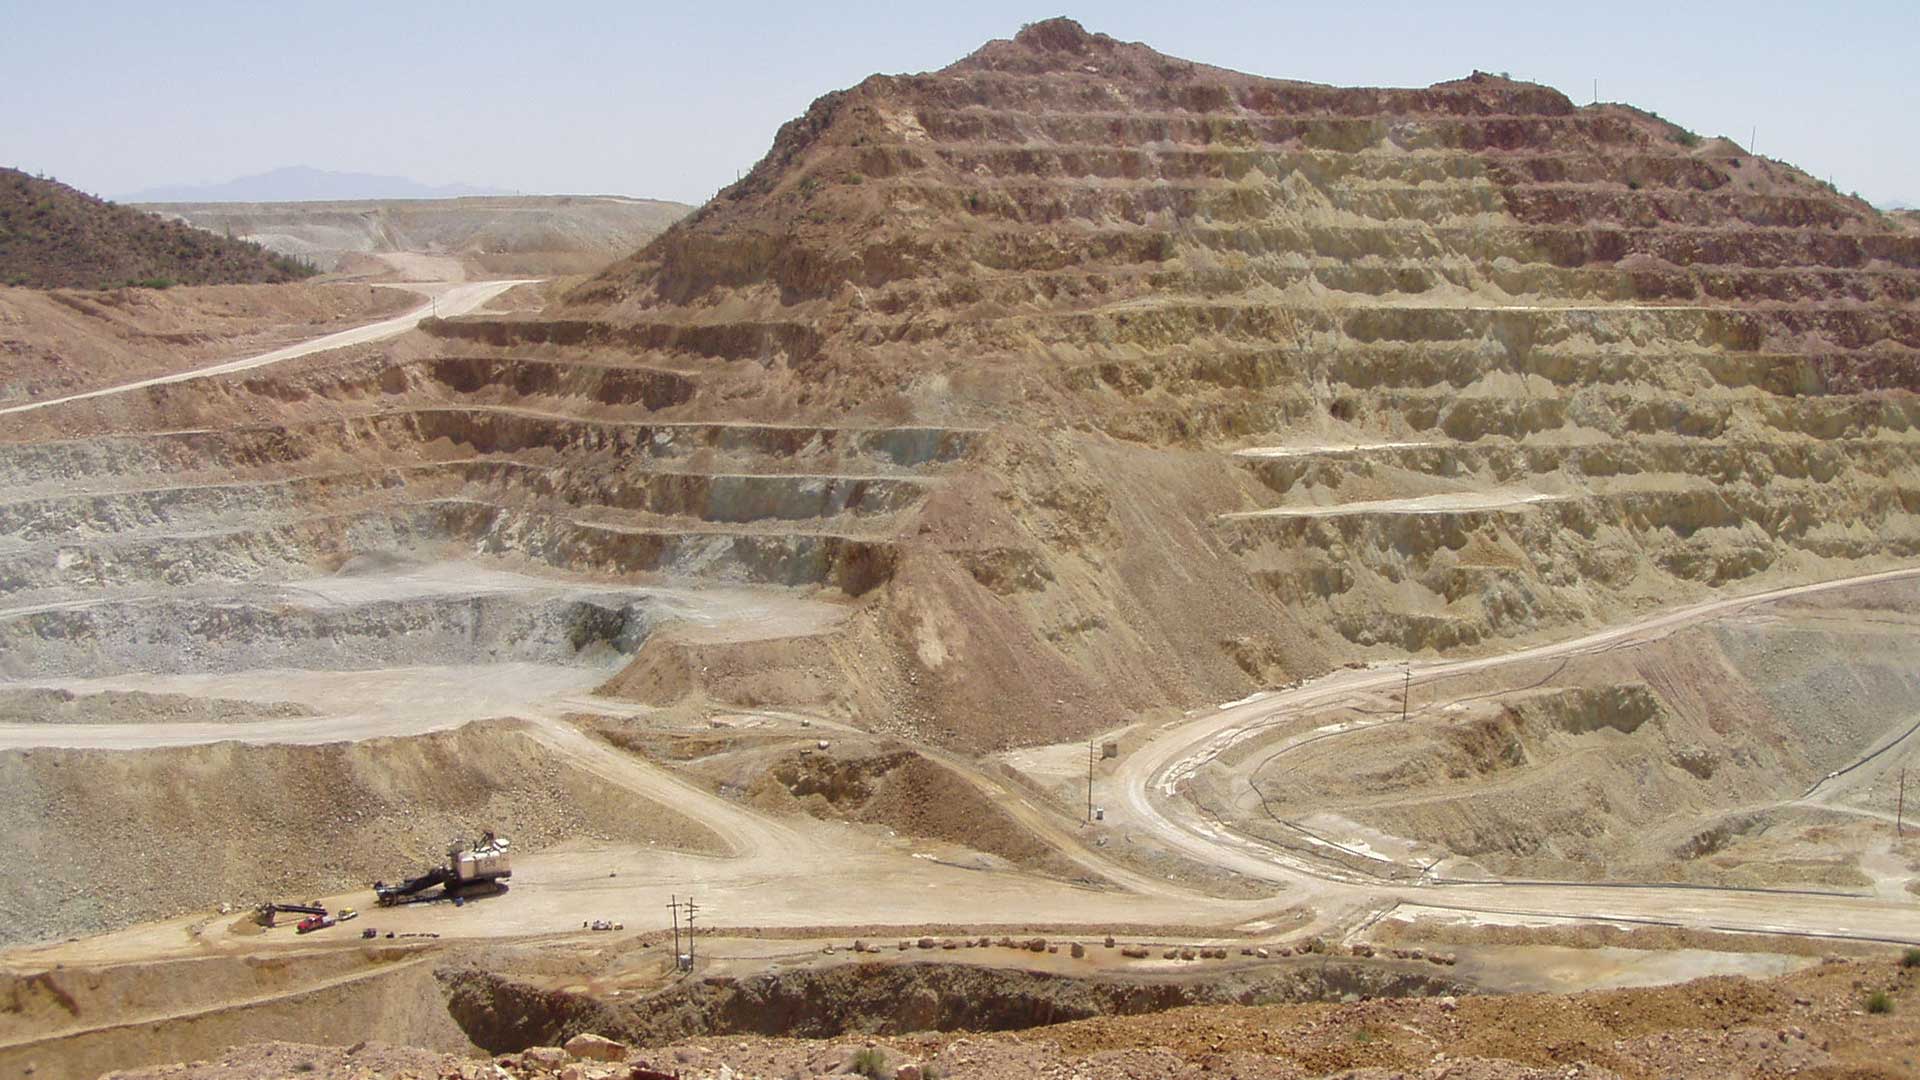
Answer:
[10,19,1919,751]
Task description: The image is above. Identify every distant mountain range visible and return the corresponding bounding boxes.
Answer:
[123,166,512,204]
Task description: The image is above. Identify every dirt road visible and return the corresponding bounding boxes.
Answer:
[1115,564,1920,942]
[0,277,536,417]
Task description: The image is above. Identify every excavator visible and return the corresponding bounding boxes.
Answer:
[253,901,327,928]
[373,831,512,907]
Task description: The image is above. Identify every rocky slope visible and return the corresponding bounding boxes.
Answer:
[7,19,1918,754]
[513,18,1920,746]
[0,169,315,289]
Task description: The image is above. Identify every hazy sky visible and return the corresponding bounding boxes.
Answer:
[4,1,1914,207]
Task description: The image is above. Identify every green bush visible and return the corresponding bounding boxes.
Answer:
[1867,990,1894,1014]
[851,1047,887,1078]
[1902,947,1920,968]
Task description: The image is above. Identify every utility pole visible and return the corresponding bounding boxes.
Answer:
[1592,78,1597,105]
[1401,665,1412,725]
[667,894,682,961]
[1087,740,1097,823]
[1898,768,1907,838]
[684,898,700,965]
[1750,125,1757,157]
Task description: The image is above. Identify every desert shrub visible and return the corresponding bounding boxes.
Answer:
[851,1047,887,1078]
[1867,990,1893,1014]
[1902,947,1920,968]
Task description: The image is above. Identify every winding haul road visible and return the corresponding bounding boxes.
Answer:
[1115,564,1920,944]
[0,278,536,418]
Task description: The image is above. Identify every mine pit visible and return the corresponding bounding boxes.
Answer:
[6,13,1920,1080]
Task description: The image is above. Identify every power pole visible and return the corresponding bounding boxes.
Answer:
[684,899,700,965]
[667,894,682,960]
[1087,740,1097,823]
[1898,768,1907,838]
[1401,666,1411,725]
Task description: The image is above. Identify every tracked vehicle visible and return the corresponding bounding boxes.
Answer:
[374,831,512,906]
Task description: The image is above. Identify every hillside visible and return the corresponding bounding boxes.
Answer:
[6,19,1918,752]
[0,169,315,289]
[549,18,1920,746]
[139,194,693,275]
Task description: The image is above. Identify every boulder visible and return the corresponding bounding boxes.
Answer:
[523,1047,569,1070]
[563,1034,627,1063]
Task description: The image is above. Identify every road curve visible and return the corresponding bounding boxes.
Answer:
[0,278,538,417]
[1115,563,1920,942]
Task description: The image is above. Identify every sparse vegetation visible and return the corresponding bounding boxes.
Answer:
[0,167,317,290]
[1867,990,1893,1014]
[851,1046,887,1077]
[1902,947,1920,968]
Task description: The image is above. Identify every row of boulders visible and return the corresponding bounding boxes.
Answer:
[1348,942,1459,966]
[491,1034,676,1080]
[820,934,1456,967]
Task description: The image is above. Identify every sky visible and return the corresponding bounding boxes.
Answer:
[2,1,1914,208]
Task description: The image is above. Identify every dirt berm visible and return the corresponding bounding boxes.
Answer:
[438,957,1465,1052]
